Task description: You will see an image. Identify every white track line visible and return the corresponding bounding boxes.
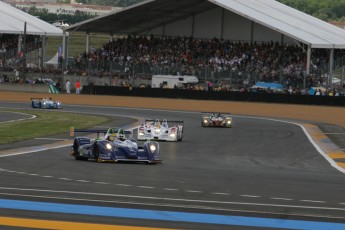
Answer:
[0,111,36,124]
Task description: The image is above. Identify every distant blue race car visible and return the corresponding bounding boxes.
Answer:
[70,127,161,164]
[31,97,62,109]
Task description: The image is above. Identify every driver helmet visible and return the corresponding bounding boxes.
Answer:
[154,119,160,127]
[117,128,126,141]
[162,119,168,128]
[108,134,116,141]
[118,134,126,141]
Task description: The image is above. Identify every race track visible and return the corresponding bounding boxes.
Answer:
[1,101,345,229]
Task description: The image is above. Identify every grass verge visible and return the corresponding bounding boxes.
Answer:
[47,32,110,59]
[0,109,111,145]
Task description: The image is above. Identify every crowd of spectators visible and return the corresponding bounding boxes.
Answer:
[1,34,345,95]
[0,34,43,73]
[70,35,345,86]
[0,34,18,54]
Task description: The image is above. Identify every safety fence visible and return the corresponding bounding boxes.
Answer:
[69,60,327,85]
[1,56,345,89]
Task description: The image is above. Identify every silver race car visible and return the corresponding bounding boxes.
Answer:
[201,112,232,128]
[138,119,184,141]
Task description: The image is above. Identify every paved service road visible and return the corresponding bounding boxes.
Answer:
[0,111,35,124]
[0,102,345,229]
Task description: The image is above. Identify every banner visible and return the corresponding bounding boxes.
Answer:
[48,84,60,94]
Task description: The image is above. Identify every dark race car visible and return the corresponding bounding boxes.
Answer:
[31,97,62,109]
[70,127,161,164]
[201,112,232,128]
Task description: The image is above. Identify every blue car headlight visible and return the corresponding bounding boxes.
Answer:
[106,143,112,150]
[149,144,156,152]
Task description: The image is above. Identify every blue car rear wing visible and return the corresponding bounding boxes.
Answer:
[31,97,53,100]
[70,127,132,138]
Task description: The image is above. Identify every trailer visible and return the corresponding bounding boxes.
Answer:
[151,75,198,89]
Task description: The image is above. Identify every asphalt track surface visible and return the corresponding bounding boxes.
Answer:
[1,101,345,229]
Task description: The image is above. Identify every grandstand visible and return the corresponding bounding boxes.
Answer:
[64,0,345,89]
[0,0,64,80]
[1,0,345,92]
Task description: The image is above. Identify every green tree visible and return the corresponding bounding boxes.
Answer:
[314,8,336,21]
[57,0,71,3]
[28,6,38,14]
[278,0,345,21]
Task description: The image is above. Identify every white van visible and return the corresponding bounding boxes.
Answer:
[151,75,198,89]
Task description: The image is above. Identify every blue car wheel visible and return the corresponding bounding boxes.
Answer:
[73,139,88,161]
[93,143,101,162]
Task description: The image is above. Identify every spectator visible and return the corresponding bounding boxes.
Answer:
[315,89,321,95]
[66,80,71,94]
[75,80,81,94]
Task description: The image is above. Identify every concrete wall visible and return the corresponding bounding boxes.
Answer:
[0,83,50,93]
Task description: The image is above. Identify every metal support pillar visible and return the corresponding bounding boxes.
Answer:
[250,21,254,44]
[62,31,68,70]
[17,34,22,53]
[329,48,334,87]
[21,22,27,80]
[304,45,311,89]
[39,35,46,74]
[86,31,90,54]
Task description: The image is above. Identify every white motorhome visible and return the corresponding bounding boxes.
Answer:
[151,75,199,89]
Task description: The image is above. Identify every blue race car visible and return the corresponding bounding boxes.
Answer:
[31,97,62,109]
[71,127,161,164]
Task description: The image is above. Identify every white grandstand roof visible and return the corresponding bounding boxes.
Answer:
[0,1,63,36]
[67,0,345,49]
[212,0,345,49]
